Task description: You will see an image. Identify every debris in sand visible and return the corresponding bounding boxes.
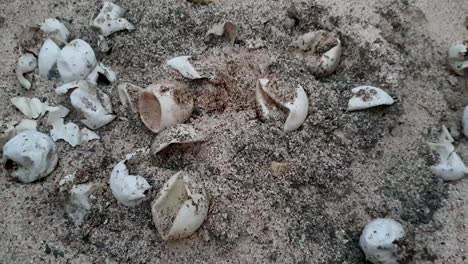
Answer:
[40,18,70,47]
[270,161,289,177]
[117,82,143,114]
[86,63,117,87]
[138,80,194,133]
[205,21,238,45]
[256,78,309,133]
[2,131,58,183]
[428,126,468,181]
[359,218,405,264]
[91,1,135,37]
[15,53,37,89]
[463,106,468,138]
[0,119,37,148]
[11,97,64,119]
[290,30,342,77]
[110,160,151,207]
[151,124,205,155]
[38,38,61,79]
[50,118,100,147]
[151,171,208,240]
[61,81,115,129]
[447,40,468,76]
[167,56,202,79]
[18,26,43,56]
[187,0,215,5]
[57,39,97,83]
[66,182,98,225]
[347,86,394,111]
[59,172,76,192]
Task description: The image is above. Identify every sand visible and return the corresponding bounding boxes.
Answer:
[1,0,468,263]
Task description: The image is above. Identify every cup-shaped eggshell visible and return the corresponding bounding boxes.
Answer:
[138,80,194,133]
[57,39,97,83]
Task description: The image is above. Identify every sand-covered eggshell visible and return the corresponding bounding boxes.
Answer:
[57,39,97,83]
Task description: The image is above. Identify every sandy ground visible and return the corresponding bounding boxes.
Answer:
[1,0,468,263]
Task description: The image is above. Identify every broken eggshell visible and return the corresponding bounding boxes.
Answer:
[110,160,151,206]
[205,21,238,45]
[347,86,395,111]
[428,126,468,181]
[10,97,61,119]
[40,18,70,46]
[138,80,194,133]
[256,78,309,132]
[66,182,98,225]
[359,218,405,264]
[69,82,116,129]
[151,124,205,155]
[447,41,468,76]
[167,56,202,79]
[86,63,117,87]
[57,39,97,83]
[38,38,61,79]
[2,130,58,183]
[290,30,342,77]
[50,118,100,147]
[0,120,37,148]
[463,106,468,138]
[15,53,37,90]
[117,82,143,114]
[91,1,135,37]
[18,26,43,56]
[151,171,209,240]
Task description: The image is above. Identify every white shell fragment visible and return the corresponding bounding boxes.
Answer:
[86,63,117,87]
[38,38,61,79]
[57,39,97,83]
[256,78,309,132]
[110,160,151,206]
[15,53,37,90]
[117,82,143,113]
[290,30,342,77]
[11,97,62,119]
[205,21,238,45]
[66,183,97,225]
[151,172,209,240]
[447,41,468,76]
[151,124,205,155]
[2,131,58,183]
[428,126,468,181]
[50,118,100,147]
[69,82,116,129]
[167,56,202,79]
[40,18,70,46]
[463,106,468,138]
[347,86,395,111]
[359,218,405,264]
[138,80,194,133]
[0,120,37,148]
[91,1,135,37]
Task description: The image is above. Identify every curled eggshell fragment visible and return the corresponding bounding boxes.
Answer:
[2,131,58,183]
[69,82,115,129]
[91,1,135,37]
[347,86,394,111]
[50,118,100,147]
[256,78,309,132]
[151,124,206,155]
[167,56,202,79]
[447,41,468,76]
[117,82,143,114]
[10,97,62,119]
[15,53,37,89]
[428,126,468,181]
[57,39,97,83]
[151,171,209,240]
[138,80,194,133]
[40,18,70,46]
[38,38,61,79]
[110,160,151,206]
[359,218,405,264]
[290,30,342,77]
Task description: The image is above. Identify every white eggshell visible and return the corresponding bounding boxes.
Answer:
[138,80,194,133]
[38,38,61,79]
[40,18,70,46]
[91,2,135,37]
[50,118,100,147]
[284,85,309,132]
[2,131,58,183]
[57,39,97,83]
[110,161,151,206]
[86,63,117,87]
[167,56,202,79]
[15,53,37,89]
[70,82,116,129]
[151,124,205,154]
[66,182,97,225]
[11,97,49,119]
[447,41,468,76]
[359,218,405,264]
[463,106,468,138]
[151,172,209,240]
[347,86,394,111]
